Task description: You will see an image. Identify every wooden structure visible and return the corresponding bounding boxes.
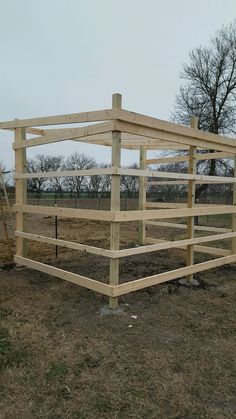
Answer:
[1,93,236,308]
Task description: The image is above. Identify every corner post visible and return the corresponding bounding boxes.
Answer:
[232,155,236,253]
[109,93,121,309]
[186,117,198,283]
[15,126,27,258]
[138,145,147,244]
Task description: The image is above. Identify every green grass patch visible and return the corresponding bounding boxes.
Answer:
[45,360,68,381]
[0,307,13,320]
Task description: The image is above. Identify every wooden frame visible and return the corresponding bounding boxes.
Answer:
[1,93,236,308]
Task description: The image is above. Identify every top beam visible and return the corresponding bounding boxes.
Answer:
[0,109,114,129]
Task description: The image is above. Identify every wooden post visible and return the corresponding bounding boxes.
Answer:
[232,155,236,253]
[186,117,198,283]
[138,145,147,244]
[15,127,27,257]
[109,93,121,309]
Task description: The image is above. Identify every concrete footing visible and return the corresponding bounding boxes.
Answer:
[100,304,125,316]
[178,277,200,287]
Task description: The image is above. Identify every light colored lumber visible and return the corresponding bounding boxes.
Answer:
[15,231,112,258]
[147,180,227,185]
[109,93,121,309]
[14,256,112,296]
[112,206,236,222]
[232,155,236,253]
[114,109,236,151]
[118,167,236,183]
[112,253,236,297]
[186,117,197,283]
[0,109,114,129]
[15,127,27,257]
[15,167,115,180]
[146,221,231,233]
[138,145,146,244]
[111,232,236,258]
[114,119,236,154]
[14,204,114,222]
[13,121,115,149]
[146,152,233,165]
[146,202,187,209]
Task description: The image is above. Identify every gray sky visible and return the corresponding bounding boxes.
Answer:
[1,0,236,170]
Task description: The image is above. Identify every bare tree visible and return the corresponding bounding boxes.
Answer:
[64,153,95,197]
[172,21,236,199]
[27,154,53,197]
[100,164,111,197]
[121,163,139,197]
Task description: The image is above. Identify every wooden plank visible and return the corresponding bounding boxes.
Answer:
[15,231,113,258]
[146,202,187,209]
[14,256,112,296]
[14,204,114,222]
[138,145,146,244]
[0,109,114,129]
[114,120,236,154]
[15,127,27,257]
[15,167,115,180]
[113,206,236,222]
[111,231,236,258]
[146,221,231,233]
[118,167,236,183]
[109,93,122,309]
[114,109,236,150]
[147,180,226,185]
[186,117,197,283]
[112,253,236,297]
[146,152,233,165]
[13,121,115,149]
[232,155,236,253]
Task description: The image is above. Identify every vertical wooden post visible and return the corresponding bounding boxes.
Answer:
[186,117,198,283]
[15,127,27,257]
[109,93,121,309]
[232,155,236,254]
[138,145,147,244]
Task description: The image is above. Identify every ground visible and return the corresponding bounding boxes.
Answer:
[0,207,236,418]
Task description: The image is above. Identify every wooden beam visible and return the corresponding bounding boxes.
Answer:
[0,109,114,129]
[15,231,113,258]
[114,119,236,154]
[186,117,197,283]
[138,145,146,244]
[109,93,122,309]
[232,155,236,253]
[146,152,234,165]
[146,221,231,233]
[14,256,112,296]
[15,127,27,257]
[112,253,236,297]
[146,202,187,209]
[112,206,236,222]
[15,167,115,180]
[114,109,236,151]
[13,121,115,149]
[14,204,114,222]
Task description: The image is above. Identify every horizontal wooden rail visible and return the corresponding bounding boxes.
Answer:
[147,180,227,185]
[146,221,231,233]
[14,204,236,223]
[15,231,112,258]
[0,109,114,129]
[145,237,230,256]
[146,152,233,165]
[13,121,115,149]
[114,120,236,154]
[15,167,115,179]
[14,256,112,296]
[14,204,114,221]
[113,253,236,296]
[118,168,236,183]
[115,109,236,151]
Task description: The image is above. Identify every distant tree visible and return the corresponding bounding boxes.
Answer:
[121,163,139,197]
[172,21,236,199]
[27,154,53,197]
[100,164,111,197]
[64,153,95,197]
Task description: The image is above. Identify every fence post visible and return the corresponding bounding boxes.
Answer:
[109,93,121,309]
[186,117,198,283]
[232,155,236,253]
[15,126,27,258]
[138,145,147,244]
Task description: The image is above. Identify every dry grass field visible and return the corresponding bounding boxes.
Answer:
[0,205,236,418]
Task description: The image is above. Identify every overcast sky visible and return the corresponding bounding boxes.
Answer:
[1,0,236,170]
